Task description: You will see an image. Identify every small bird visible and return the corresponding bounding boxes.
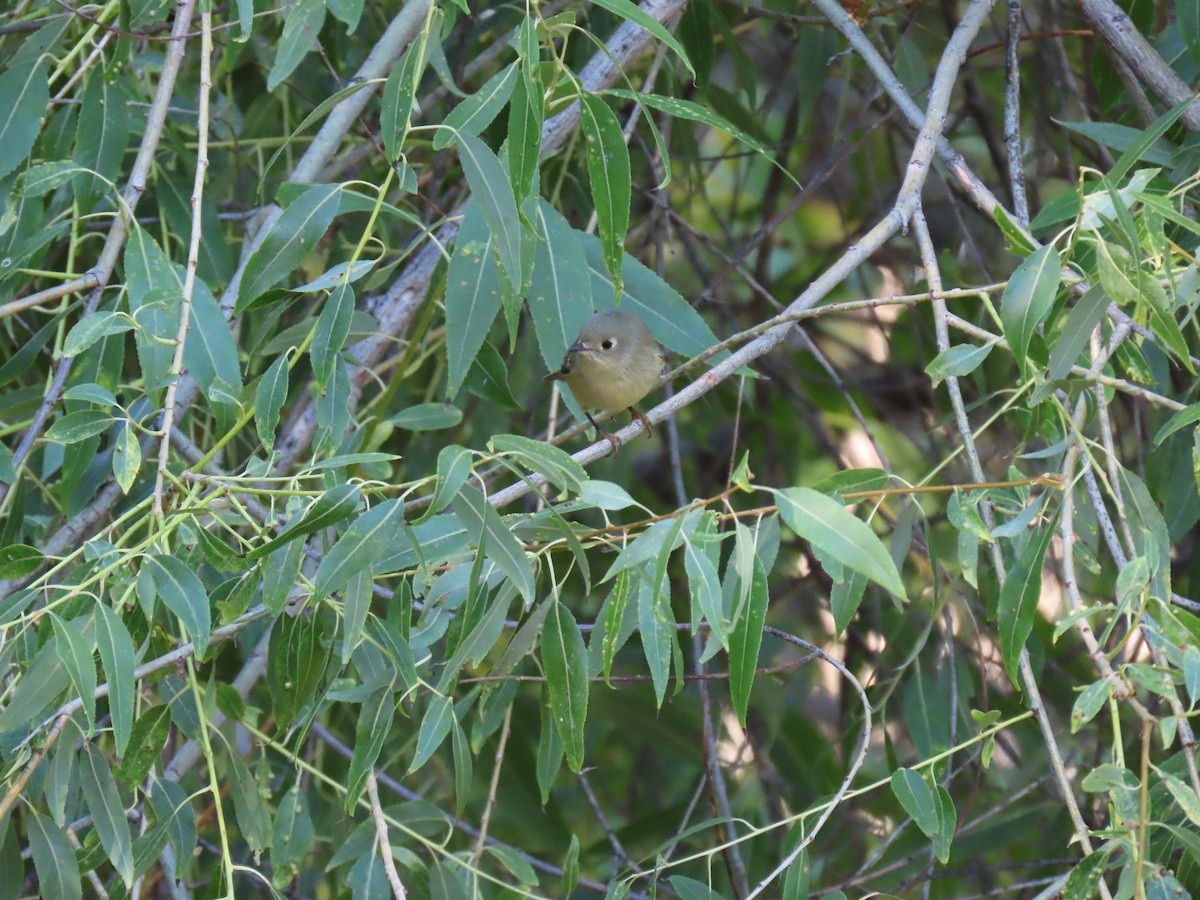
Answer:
[544,307,667,455]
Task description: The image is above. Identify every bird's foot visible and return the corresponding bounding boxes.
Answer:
[629,408,653,438]
[598,429,620,456]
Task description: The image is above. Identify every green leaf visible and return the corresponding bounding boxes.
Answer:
[267,0,325,90]
[683,532,728,649]
[226,745,272,854]
[891,768,938,836]
[268,611,329,729]
[184,280,243,406]
[417,445,474,525]
[345,685,394,812]
[46,409,113,443]
[580,94,631,298]
[116,704,170,784]
[445,203,503,397]
[638,567,675,707]
[0,57,49,181]
[728,558,768,726]
[18,159,80,198]
[255,354,290,452]
[387,402,463,431]
[542,600,589,772]
[249,483,361,561]
[537,686,564,802]
[1157,765,1200,827]
[64,311,134,357]
[925,342,995,387]
[830,569,868,636]
[529,201,595,373]
[238,184,342,311]
[312,284,354,391]
[997,522,1056,685]
[79,741,135,887]
[112,422,141,494]
[410,693,455,772]
[600,570,633,685]
[312,498,405,602]
[0,543,42,579]
[1061,850,1111,900]
[124,225,181,392]
[381,33,434,161]
[490,433,588,493]
[451,485,535,603]
[1000,243,1061,369]
[456,132,523,293]
[588,0,695,76]
[507,67,543,202]
[51,613,97,736]
[435,62,519,150]
[605,88,773,158]
[580,479,639,511]
[74,73,131,212]
[1071,677,1113,733]
[774,487,906,599]
[1040,283,1110,396]
[94,604,136,756]
[27,807,82,900]
[147,553,212,659]
[602,512,697,583]
[1154,402,1200,447]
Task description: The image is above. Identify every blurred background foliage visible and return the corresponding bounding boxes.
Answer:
[1,0,1200,897]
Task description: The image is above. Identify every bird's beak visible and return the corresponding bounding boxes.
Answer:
[568,340,588,353]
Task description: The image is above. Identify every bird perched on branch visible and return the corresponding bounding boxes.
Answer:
[544,307,667,455]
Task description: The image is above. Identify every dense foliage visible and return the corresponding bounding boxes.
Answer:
[2,0,1200,897]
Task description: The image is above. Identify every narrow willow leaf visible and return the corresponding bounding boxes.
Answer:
[602,509,700,583]
[542,600,589,772]
[490,434,588,493]
[46,409,113,443]
[774,487,905,599]
[124,225,181,392]
[381,34,433,161]
[451,485,534,603]
[387,402,463,431]
[63,311,134,357]
[147,553,212,659]
[925,342,994,387]
[74,73,131,212]
[345,685,394,812]
[451,717,472,817]
[1155,402,1200,447]
[588,0,695,76]
[507,70,542,202]
[184,281,244,405]
[18,159,80,198]
[434,62,519,150]
[313,498,405,602]
[267,0,325,91]
[268,611,329,729]
[727,558,768,726]
[51,613,97,736]
[255,354,290,452]
[493,598,552,676]
[537,686,564,803]
[0,543,41,579]
[600,569,633,685]
[248,483,361,561]
[1000,242,1061,369]
[237,184,341,311]
[116,705,170,784]
[445,203,502,397]
[0,57,49,181]
[830,569,868,636]
[997,522,1056,685]
[79,741,135,886]
[311,283,354,391]
[410,693,455,772]
[341,568,372,665]
[891,768,939,836]
[262,538,306,615]
[27,807,82,900]
[456,132,523,293]
[416,445,473,525]
[94,604,135,756]
[1061,850,1111,900]
[529,201,595,373]
[1071,677,1113,732]
[638,569,674,707]
[580,479,639,511]
[226,745,272,854]
[112,421,141,494]
[580,94,631,298]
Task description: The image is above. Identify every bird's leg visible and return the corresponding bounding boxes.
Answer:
[628,407,653,438]
[586,413,620,456]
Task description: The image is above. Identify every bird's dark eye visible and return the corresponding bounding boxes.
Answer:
[601,339,615,350]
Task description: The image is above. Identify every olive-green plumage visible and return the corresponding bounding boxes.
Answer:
[544,307,666,453]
